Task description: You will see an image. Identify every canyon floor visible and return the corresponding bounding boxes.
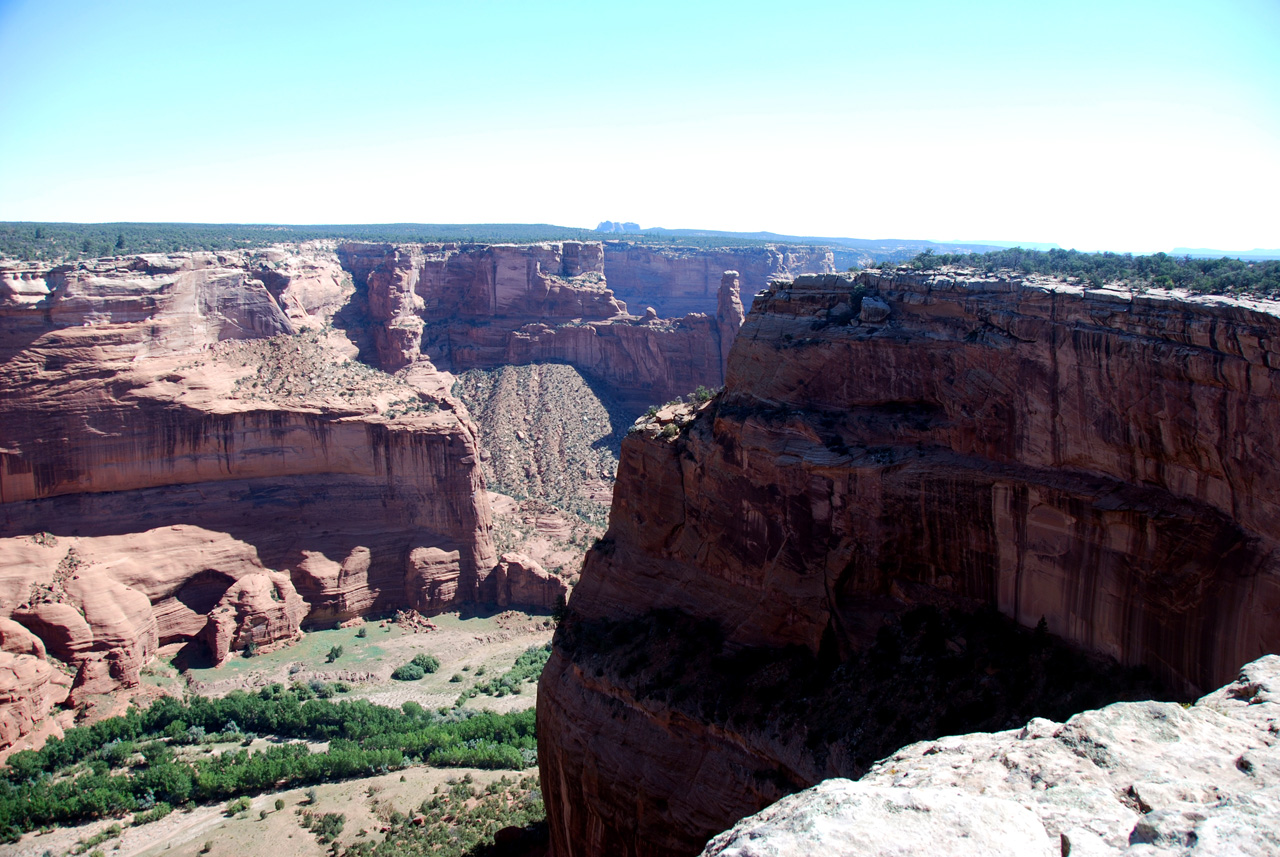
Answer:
[0,609,554,857]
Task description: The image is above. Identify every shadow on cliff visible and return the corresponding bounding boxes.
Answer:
[328,280,378,367]
[555,604,1176,782]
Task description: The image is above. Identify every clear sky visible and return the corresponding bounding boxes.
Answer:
[1,0,1277,252]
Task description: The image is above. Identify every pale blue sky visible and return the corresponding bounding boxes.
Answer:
[1,0,1277,251]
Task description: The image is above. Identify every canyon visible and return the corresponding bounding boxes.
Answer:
[335,240,814,409]
[0,238,828,753]
[5,236,1277,857]
[538,269,1280,856]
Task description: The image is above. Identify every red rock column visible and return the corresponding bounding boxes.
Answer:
[715,270,745,380]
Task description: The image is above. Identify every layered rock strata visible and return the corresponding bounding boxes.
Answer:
[601,243,835,316]
[338,242,746,409]
[0,652,70,750]
[703,654,1280,857]
[0,249,501,741]
[539,269,1280,856]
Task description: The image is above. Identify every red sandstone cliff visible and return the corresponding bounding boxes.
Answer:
[538,269,1280,856]
[337,242,746,408]
[601,242,834,317]
[0,248,514,744]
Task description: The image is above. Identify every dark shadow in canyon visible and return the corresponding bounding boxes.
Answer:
[556,603,1177,788]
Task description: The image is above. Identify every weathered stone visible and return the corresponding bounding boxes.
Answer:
[702,781,1054,857]
[405,546,461,614]
[716,271,745,378]
[601,243,833,316]
[540,269,1280,856]
[481,552,566,611]
[703,656,1280,857]
[200,572,306,664]
[338,241,732,409]
[858,295,890,322]
[0,247,498,722]
[0,652,70,749]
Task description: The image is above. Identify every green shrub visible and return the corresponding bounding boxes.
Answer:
[391,664,425,681]
[392,653,439,680]
[225,796,251,816]
[132,802,173,825]
[410,653,440,673]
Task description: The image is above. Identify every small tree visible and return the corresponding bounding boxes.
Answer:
[326,645,344,663]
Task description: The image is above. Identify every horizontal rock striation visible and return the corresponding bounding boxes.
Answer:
[0,652,70,750]
[338,241,745,409]
[0,249,499,742]
[601,242,834,317]
[703,654,1280,857]
[539,269,1280,856]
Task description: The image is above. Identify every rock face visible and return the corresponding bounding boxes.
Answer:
[716,271,745,378]
[477,553,568,611]
[601,243,834,317]
[0,247,500,743]
[0,652,70,750]
[338,242,744,409]
[702,655,1280,857]
[538,269,1280,856]
[200,572,307,664]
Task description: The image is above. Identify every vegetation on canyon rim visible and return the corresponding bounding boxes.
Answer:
[899,246,1280,295]
[340,773,546,857]
[0,687,538,841]
[0,221,788,262]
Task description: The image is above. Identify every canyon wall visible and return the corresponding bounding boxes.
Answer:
[601,242,834,317]
[0,249,532,742]
[338,242,746,409]
[538,269,1280,856]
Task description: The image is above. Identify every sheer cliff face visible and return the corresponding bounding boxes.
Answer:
[0,249,497,727]
[337,242,744,409]
[538,270,1280,856]
[601,243,835,317]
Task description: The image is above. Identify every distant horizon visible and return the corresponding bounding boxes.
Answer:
[4,217,1279,260]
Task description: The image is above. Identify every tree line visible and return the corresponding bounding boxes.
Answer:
[0,685,537,841]
[896,247,1280,296]
[0,221,801,263]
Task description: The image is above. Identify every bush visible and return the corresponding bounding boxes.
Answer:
[325,645,344,663]
[312,812,345,843]
[391,664,425,681]
[355,626,367,638]
[225,796,251,816]
[392,653,439,680]
[410,653,440,673]
[132,802,173,825]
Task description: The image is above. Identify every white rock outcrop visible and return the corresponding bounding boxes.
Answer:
[702,655,1280,857]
